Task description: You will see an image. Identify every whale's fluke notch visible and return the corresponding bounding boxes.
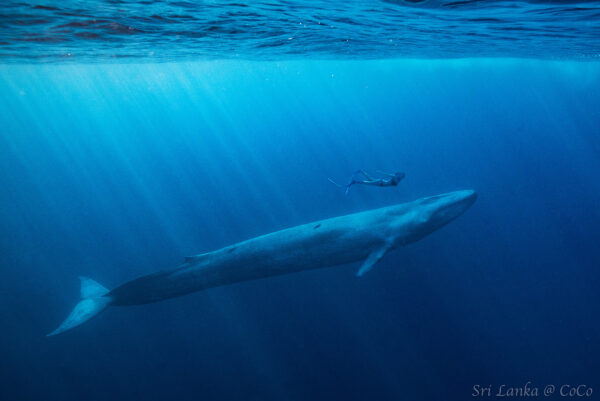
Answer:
[46,277,112,337]
[79,276,109,298]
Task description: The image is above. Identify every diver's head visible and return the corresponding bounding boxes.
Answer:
[392,172,406,184]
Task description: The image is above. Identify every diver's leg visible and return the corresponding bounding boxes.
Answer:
[355,169,375,181]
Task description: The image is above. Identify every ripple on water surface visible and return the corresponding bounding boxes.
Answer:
[0,0,599,62]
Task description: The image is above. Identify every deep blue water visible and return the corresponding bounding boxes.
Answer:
[2,1,600,401]
[1,59,599,400]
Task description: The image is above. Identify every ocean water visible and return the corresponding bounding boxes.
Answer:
[1,2,600,401]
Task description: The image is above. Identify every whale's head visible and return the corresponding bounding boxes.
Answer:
[391,190,477,244]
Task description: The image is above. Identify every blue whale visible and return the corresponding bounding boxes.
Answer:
[47,190,477,336]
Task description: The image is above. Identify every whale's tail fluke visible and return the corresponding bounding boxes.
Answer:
[47,277,112,337]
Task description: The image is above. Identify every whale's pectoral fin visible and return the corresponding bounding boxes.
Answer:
[47,277,112,337]
[356,242,393,277]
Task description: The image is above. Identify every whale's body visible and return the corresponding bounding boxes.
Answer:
[48,190,477,336]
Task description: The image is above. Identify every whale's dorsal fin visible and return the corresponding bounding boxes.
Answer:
[356,241,393,277]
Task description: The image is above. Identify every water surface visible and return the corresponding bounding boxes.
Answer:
[1,0,600,61]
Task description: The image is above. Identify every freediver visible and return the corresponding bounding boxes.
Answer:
[328,170,406,195]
